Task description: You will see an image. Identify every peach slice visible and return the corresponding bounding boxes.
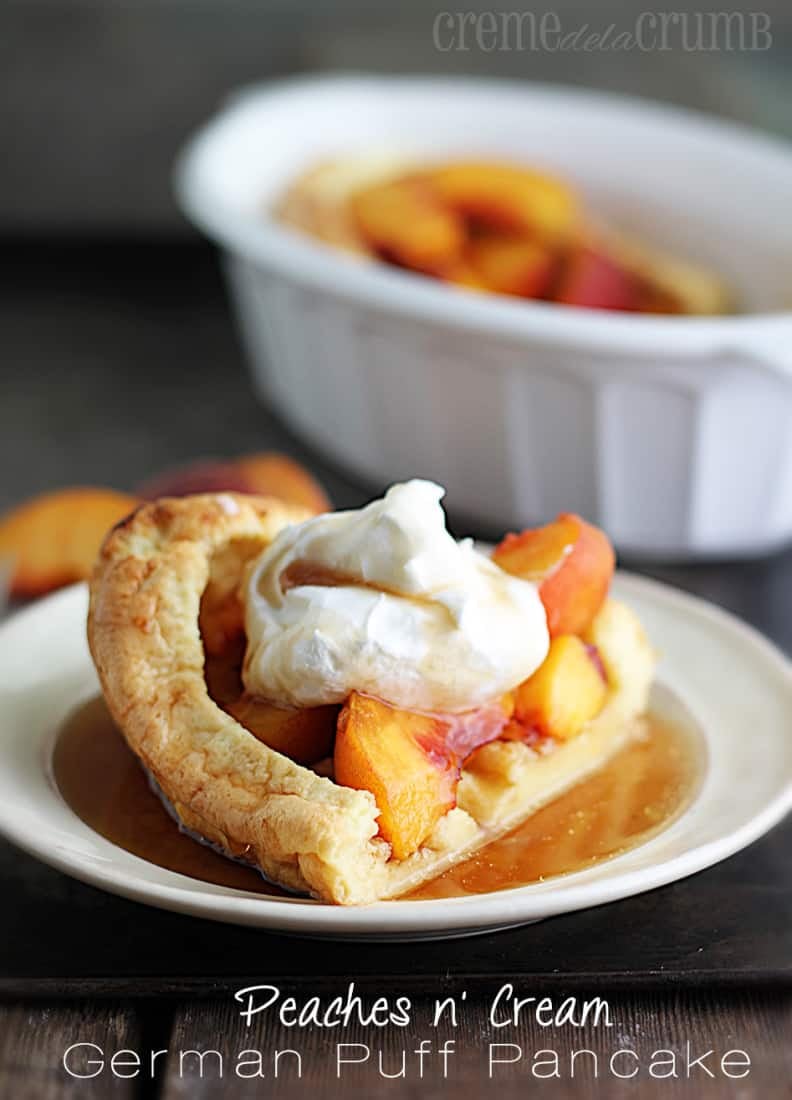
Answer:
[234,453,329,513]
[0,488,139,598]
[137,461,245,499]
[203,648,245,709]
[199,592,246,659]
[426,162,579,243]
[463,236,556,299]
[513,635,607,741]
[227,696,338,765]
[553,246,641,311]
[334,693,458,860]
[350,178,466,274]
[137,452,330,514]
[334,692,514,860]
[493,513,615,638]
[444,694,515,762]
[498,718,545,749]
[443,259,491,292]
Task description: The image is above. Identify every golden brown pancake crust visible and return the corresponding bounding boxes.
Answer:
[88,493,391,904]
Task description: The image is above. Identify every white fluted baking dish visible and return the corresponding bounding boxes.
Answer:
[176,75,792,558]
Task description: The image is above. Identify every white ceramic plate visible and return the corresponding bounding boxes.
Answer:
[0,575,789,940]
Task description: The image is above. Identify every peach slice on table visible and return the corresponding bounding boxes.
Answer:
[0,488,139,598]
[425,162,580,243]
[350,178,466,274]
[513,635,607,742]
[137,452,330,514]
[137,461,243,499]
[493,513,615,638]
[227,696,339,766]
[234,454,330,514]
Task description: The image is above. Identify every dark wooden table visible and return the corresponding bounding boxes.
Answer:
[1,244,790,1097]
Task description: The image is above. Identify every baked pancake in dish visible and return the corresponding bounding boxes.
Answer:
[88,482,655,905]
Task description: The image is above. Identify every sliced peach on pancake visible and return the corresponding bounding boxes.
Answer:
[227,696,338,765]
[498,718,545,749]
[199,593,246,659]
[350,178,465,274]
[0,487,139,598]
[334,693,459,860]
[426,162,579,243]
[203,648,245,708]
[513,635,607,741]
[444,694,515,762]
[493,513,614,638]
[334,692,515,859]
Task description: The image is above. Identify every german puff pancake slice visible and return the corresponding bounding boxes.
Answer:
[88,493,654,905]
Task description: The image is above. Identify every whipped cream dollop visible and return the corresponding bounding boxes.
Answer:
[242,480,549,713]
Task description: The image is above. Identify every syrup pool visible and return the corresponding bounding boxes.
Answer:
[52,697,702,902]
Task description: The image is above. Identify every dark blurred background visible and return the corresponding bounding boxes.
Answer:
[2,0,792,579]
[3,0,791,236]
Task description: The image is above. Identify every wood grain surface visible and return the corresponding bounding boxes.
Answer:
[0,993,787,1098]
[0,814,789,995]
[0,1003,140,1099]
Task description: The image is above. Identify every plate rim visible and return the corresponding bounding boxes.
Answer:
[0,573,790,936]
